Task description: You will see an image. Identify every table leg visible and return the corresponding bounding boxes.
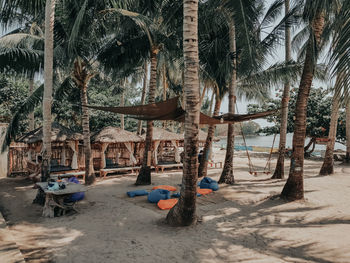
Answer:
[42,193,54,218]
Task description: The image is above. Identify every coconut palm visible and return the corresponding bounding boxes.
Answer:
[166,0,200,226]
[272,0,292,179]
[281,0,334,201]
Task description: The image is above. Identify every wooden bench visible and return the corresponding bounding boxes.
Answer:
[100,166,141,179]
[208,161,222,168]
[155,163,183,173]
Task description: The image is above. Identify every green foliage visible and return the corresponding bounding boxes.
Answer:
[247,86,347,141]
[241,121,261,135]
[0,73,40,132]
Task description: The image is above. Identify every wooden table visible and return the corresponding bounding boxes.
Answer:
[36,182,87,218]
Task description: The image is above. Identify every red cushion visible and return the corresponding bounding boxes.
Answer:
[152,185,177,191]
[157,199,178,210]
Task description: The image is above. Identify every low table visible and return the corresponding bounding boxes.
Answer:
[36,182,87,218]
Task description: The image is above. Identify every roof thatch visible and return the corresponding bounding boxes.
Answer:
[142,127,182,141]
[92,126,143,143]
[18,123,83,144]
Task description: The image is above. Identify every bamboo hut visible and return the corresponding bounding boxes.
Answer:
[17,123,84,173]
[91,127,143,170]
[141,127,183,166]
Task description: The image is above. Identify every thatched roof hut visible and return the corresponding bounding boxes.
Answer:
[91,127,143,169]
[18,122,83,144]
[92,126,143,143]
[141,127,182,165]
[18,123,84,171]
[142,127,182,141]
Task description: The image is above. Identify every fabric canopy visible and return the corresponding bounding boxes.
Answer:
[83,97,278,124]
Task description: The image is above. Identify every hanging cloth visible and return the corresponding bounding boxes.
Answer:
[82,97,278,124]
[171,140,180,163]
[124,142,137,165]
[153,141,161,165]
[101,143,109,168]
[61,143,66,166]
[68,141,78,169]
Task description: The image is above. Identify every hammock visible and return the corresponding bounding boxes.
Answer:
[83,97,278,124]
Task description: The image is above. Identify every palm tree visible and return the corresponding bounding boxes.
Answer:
[319,87,341,175]
[346,101,350,162]
[166,0,200,226]
[198,89,221,178]
[272,0,292,179]
[137,62,148,134]
[281,1,328,201]
[41,0,56,182]
[218,15,237,185]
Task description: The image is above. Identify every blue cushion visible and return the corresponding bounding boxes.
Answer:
[148,189,170,203]
[66,177,85,202]
[127,190,149,198]
[199,177,219,191]
[172,192,201,198]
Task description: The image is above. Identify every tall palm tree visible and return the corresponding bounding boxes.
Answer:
[319,87,341,175]
[219,15,237,185]
[41,0,56,182]
[281,1,328,201]
[166,0,200,226]
[272,0,292,179]
[346,101,350,162]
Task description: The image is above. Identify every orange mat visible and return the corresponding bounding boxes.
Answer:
[152,185,177,191]
[197,188,213,195]
[157,199,178,210]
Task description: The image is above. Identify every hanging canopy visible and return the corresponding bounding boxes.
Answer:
[83,97,277,124]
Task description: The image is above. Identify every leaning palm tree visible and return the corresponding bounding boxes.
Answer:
[272,0,292,179]
[166,0,200,226]
[281,0,331,200]
[319,86,341,175]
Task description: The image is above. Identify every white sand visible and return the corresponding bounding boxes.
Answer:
[1,148,350,263]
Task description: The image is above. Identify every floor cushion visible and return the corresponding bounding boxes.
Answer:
[152,185,177,191]
[199,177,219,191]
[197,188,213,195]
[148,189,171,203]
[127,190,149,197]
[157,199,178,210]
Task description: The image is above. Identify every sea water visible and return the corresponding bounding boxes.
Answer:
[216,133,346,155]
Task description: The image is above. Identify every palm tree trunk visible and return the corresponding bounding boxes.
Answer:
[281,12,325,201]
[33,0,55,206]
[219,17,236,185]
[319,90,340,175]
[162,65,168,129]
[198,95,221,178]
[80,83,95,185]
[41,0,56,182]
[121,83,125,130]
[28,76,35,131]
[166,0,200,226]
[137,62,148,135]
[135,48,158,185]
[346,101,350,162]
[272,0,291,179]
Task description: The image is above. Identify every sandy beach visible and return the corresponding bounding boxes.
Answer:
[1,148,350,263]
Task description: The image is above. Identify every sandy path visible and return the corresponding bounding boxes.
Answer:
[0,150,350,263]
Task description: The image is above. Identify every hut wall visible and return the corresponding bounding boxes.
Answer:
[157,141,176,164]
[8,143,28,176]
